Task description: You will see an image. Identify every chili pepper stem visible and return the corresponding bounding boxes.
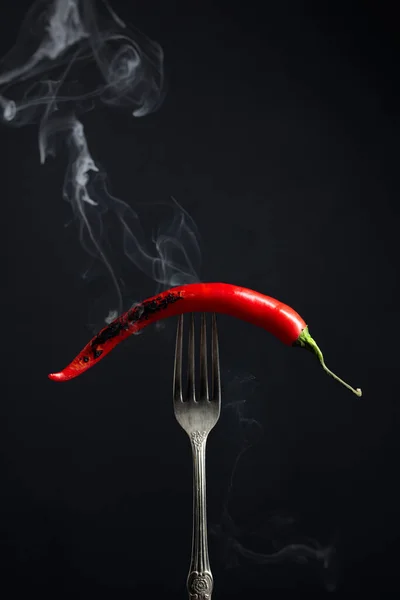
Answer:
[297,327,362,397]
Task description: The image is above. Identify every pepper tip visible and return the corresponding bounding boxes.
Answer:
[48,372,67,382]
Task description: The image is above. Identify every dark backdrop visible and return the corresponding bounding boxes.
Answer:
[1,0,398,597]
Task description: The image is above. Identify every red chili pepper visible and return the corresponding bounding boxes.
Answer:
[48,282,362,396]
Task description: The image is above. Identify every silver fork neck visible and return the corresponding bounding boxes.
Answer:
[187,430,214,599]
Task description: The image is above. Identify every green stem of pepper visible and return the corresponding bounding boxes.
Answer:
[296,326,362,397]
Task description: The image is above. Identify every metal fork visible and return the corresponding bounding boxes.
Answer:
[173,313,221,600]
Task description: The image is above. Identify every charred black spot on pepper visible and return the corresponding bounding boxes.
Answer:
[83,356,89,363]
[139,292,183,322]
[127,292,183,326]
[88,319,126,358]
[92,320,125,346]
[89,292,184,357]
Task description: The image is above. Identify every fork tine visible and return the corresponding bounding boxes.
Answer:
[211,313,221,401]
[199,313,209,400]
[187,314,196,401]
[173,315,184,402]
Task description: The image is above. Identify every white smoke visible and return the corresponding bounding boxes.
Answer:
[210,372,338,592]
[0,0,200,324]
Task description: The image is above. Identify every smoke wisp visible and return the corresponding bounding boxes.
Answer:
[0,0,200,324]
[211,372,338,592]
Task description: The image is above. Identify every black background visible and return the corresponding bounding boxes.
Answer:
[1,0,399,597]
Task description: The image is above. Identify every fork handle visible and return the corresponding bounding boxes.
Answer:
[187,430,214,600]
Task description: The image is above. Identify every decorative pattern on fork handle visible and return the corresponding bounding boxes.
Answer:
[188,431,214,600]
[188,571,213,600]
[190,431,208,450]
